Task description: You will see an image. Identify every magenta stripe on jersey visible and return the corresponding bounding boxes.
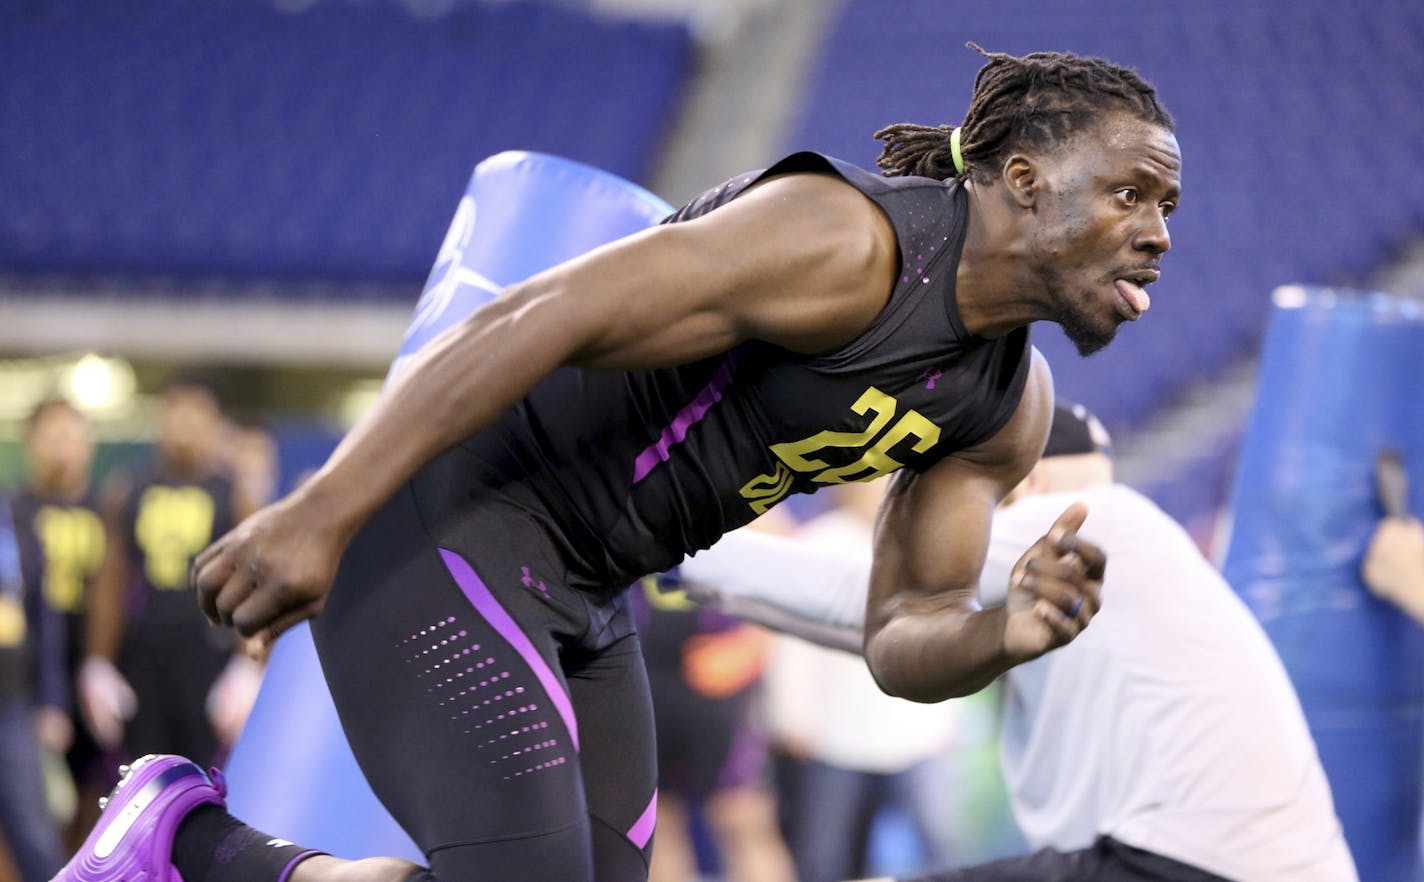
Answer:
[632,353,740,484]
[438,548,580,752]
[627,789,658,849]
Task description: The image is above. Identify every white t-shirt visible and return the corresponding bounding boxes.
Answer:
[980,484,1357,882]
[759,509,960,774]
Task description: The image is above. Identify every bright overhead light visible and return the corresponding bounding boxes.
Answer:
[63,354,136,414]
[339,379,385,429]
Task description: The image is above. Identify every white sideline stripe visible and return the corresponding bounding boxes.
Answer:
[0,295,412,369]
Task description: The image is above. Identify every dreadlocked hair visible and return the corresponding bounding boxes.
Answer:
[874,43,1174,181]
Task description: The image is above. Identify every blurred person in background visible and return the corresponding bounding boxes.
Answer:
[201,421,283,748]
[227,422,281,517]
[761,479,959,882]
[634,573,794,882]
[684,402,1357,881]
[10,399,106,849]
[65,46,1172,882]
[80,375,256,771]
[867,403,1356,881]
[0,488,67,881]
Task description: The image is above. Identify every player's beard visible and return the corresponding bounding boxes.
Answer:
[1057,287,1119,357]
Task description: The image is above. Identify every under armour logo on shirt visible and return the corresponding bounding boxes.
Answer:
[917,368,943,391]
[520,566,549,597]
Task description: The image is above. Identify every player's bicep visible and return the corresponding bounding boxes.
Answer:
[865,355,1054,629]
[525,172,898,371]
[865,460,1001,633]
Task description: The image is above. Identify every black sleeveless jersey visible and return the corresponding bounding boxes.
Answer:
[11,488,105,671]
[11,489,104,616]
[458,152,1031,588]
[118,466,235,626]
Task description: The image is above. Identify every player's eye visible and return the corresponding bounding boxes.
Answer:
[1114,188,1139,207]
[1160,201,1176,221]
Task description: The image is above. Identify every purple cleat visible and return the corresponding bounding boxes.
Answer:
[52,754,227,882]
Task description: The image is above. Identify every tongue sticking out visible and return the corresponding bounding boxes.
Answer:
[1114,279,1151,316]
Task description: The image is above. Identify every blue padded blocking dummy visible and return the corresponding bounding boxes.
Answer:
[225,152,673,860]
[1220,286,1424,882]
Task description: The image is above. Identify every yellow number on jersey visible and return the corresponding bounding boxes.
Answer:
[739,386,941,514]
[34,506,105,613]
[768,387,897,472]
[134,486,216,591]
[0,597,24,648]
[811,408,941,485]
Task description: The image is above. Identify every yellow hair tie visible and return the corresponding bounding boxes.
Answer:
[949,126,965,176]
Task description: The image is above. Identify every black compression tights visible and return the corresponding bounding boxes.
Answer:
[311,481,658,881]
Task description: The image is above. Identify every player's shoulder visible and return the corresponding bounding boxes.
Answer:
[746,163,889,222]
[1095,483,1173,527]
[695,166,900,297]
[946,347,1052,475]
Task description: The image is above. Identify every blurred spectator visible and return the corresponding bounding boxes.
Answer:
[1362,516,1424,626]
[81,375,252,769]
[686,404,1358,881]
[0,491,67,881]
[635,572,795,882]
[227,422,281,518]
[761,480,959,882]
[10,398,107,848]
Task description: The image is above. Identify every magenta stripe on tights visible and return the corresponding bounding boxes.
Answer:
[438,548,580,752]
[627,789,658,850]
[631,353,740,484]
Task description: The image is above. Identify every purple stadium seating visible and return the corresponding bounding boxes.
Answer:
[0,0,691,287]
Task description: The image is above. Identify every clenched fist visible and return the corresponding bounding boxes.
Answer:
[192,492,349,651]
[1002,502,1105,661]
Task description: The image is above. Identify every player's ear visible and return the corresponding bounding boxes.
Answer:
[1002,155,1038,208]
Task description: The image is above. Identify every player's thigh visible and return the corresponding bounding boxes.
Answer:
[312,482,597,878]
[566,623,659,882]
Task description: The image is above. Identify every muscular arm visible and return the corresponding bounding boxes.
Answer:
[79,475,138,748]
[198,172,901,640]
[863,353,1096,702]
[306,174,891,538]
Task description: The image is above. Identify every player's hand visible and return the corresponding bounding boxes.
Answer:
[36,705,74,754]
[1362,516,1424,605]
[206,654,265,748]
[1002,503,1105,661]
[192,491,348,651]
[77,656,137,749]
